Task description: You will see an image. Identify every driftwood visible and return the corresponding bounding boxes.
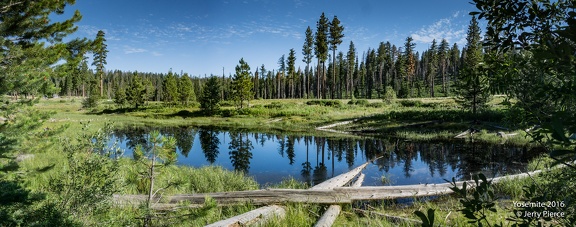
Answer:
[353,208,422,225]
[454,128,480,138]
[202,158,376,226]
[496,131,518,138]
[115,168,545,209]
[314,173,366,227]
[204,205,285,227]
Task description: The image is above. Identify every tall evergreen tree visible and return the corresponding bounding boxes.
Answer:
[277,55,285,98]
[427,39,438,97]
[346,41,356,98]
[178,73,195,106]
[232,58,253,109]
[127,72,146,108]
[92,30,108,97]
[403,37,416,97]
[438,39,450,95]
[287,48,296,98]
[314,12,329,99]
[302,26,314,98]
[200,76,222,116]
[329,15,344,99]
[456,16,490,118]
[162,71,179,105]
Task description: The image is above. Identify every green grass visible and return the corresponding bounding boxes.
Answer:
[24,96,556,226]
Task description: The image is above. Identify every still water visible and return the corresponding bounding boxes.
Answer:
[111,126,540,187]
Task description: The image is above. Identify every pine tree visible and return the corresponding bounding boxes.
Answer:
[314,12,329,99]
[114,85,127,108]
[200,76,222,115]
[346,41,356,98]
[92,30,108,97]
[0,1,83,224]
[329,15,344,99]
[438,39,450,95]
[178,73,195,106]
[127,72,146,108]
[232,58,253,109]
[403,37,416,97]
[456,16,490,119]
[427,39,438,97]
[163,71,179,105]
[287,48,297,98]
[277,55,285,98]
[302,26,314,98]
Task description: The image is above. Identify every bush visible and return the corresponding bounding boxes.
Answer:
[305,100,342,108]
[81,95,99,109]
[383,86,396,104]
[348,99,369,106]
[399,100,423,107]
[367,102,385,108]
[264,102,284,109]
[220,109,237,117]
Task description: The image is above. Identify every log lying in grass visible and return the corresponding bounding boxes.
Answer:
[496,131,518,138]
[353,208,422,225]
[202,158,377,226]
[204,205,286,227]
[314,173,366,227]
[115,168,545,209]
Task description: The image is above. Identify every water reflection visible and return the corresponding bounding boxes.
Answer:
[112,126,542,186]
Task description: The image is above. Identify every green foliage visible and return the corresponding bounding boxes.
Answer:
[92,30,108,97]
[314,12,330,63]
[114,85,127,107]
[200,76,222,116]
[448,173,502,227]
[232,58,254,109]
[455,16,490,118]
[347,99,369,106]
[163,71,180,105]
[49,121,121,225]
[178,74,195,106]
[399,100,423,107]
[382,86,396,104]
[305,99,342,107]
[81,93,99,109]
[132,130,177,226]
[414,208,435,227]
[126,73,147,108]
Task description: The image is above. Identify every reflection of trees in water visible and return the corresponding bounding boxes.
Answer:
[173,127,197,157]
[286,136,295,165]
[114,127,540,183]
[228,131,253,173]
[199,128,220,164]
[301,136,313,185]
[313,163,327,186]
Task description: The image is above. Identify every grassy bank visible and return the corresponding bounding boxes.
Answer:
[35,96,533,146]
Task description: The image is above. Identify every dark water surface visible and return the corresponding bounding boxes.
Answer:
[111,126,541,187]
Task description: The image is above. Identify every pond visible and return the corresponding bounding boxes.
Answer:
[111,126,542,187]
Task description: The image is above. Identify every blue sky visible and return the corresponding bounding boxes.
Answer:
[60,0,480,76]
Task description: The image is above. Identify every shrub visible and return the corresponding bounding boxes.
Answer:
[383,86,396,104]
[264,102,284,109]
[348,99,369,106]
[367,102,385,108]
[399,100,423,107]
[81,95,99,109]
[305,100,342,108]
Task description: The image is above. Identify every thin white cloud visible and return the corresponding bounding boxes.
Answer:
[124,46,147,54]
[151,51,163,57]
[411,16,466,47]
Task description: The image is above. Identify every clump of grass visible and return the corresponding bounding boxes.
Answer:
[118,160,259,194]
[267,177,309,189]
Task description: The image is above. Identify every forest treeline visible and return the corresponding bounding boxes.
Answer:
[30,14,475,107]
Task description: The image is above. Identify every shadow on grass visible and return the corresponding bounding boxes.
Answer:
[167,109,206,118]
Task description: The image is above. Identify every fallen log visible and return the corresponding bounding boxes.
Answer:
[314,173,366,227]
[204,205,285,227]
[202,157,377,226]
[115,168,545,208]
[353,208,422,225]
